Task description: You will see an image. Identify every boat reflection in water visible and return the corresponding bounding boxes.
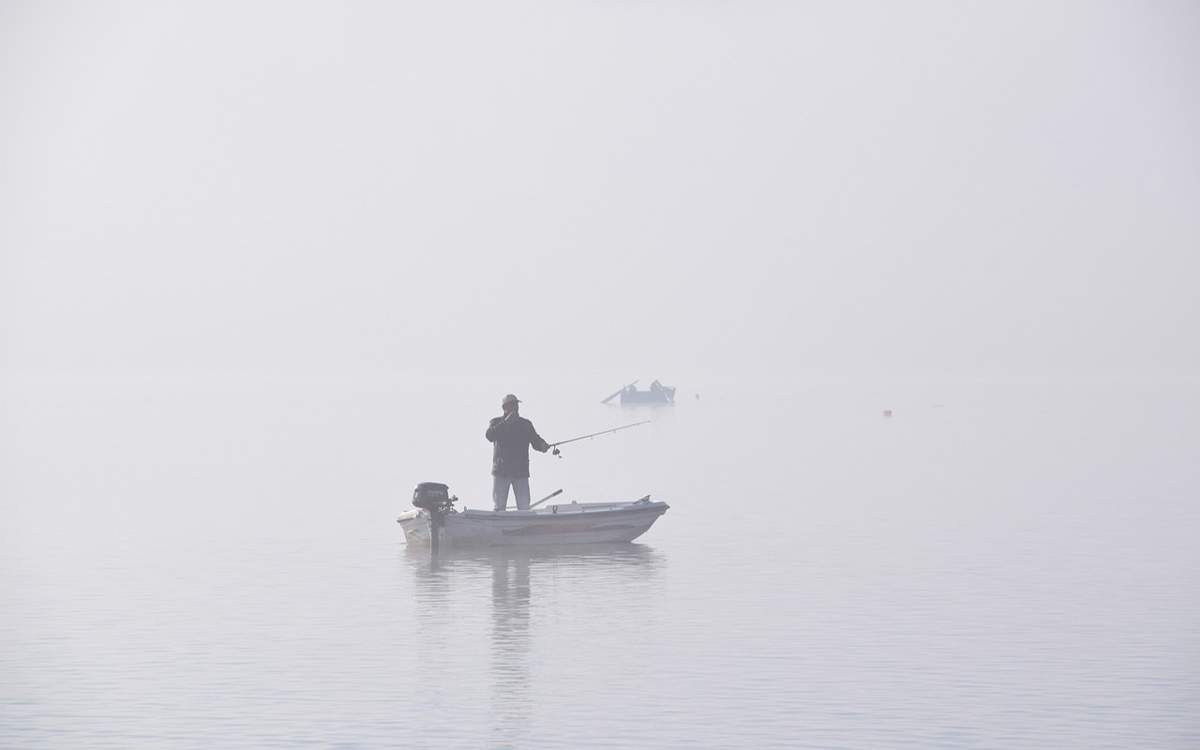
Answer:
[405,544,665,747]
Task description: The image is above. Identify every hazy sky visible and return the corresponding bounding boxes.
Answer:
[2,1,1198,381]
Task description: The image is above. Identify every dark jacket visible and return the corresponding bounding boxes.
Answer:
[486,414,549,478]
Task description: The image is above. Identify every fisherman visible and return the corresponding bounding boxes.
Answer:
[485,394,551,511]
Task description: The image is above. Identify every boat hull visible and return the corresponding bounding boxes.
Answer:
[397,500,669,547]
[619,390,674,405]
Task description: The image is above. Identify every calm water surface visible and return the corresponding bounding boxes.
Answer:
[1,376,1197,748]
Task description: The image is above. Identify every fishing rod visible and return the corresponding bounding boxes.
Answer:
[549,420,651,456]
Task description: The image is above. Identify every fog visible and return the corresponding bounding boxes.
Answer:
[3,5,1200,747]
[3,2,1198,383]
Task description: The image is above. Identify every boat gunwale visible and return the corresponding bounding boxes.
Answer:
[457,502,668,522]
[398,502,669,526]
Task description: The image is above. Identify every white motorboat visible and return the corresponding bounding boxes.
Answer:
[397,495,669,547]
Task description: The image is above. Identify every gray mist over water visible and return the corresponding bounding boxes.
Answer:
[3,378,1199,747]
[3,2,1199,748]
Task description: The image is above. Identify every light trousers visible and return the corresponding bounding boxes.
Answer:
[493,476,531,511]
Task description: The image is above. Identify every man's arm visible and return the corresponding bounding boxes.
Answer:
[529,422,550,453]
[485,416,505,442]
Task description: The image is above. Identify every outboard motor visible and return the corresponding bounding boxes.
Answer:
[412,482,456,553]
[412,482,454,511]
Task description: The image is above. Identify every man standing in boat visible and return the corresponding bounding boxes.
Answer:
[486,393,551,511]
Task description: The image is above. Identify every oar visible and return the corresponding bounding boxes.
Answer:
[600,380,638,404]
[530,489,563,509]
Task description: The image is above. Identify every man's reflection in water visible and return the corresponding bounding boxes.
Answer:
[486,544,664,747]
[406,544,664,747]
[489,552,532,748]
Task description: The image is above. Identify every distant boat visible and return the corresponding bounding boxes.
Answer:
[398,497,670,547]
[601,380,676,405]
